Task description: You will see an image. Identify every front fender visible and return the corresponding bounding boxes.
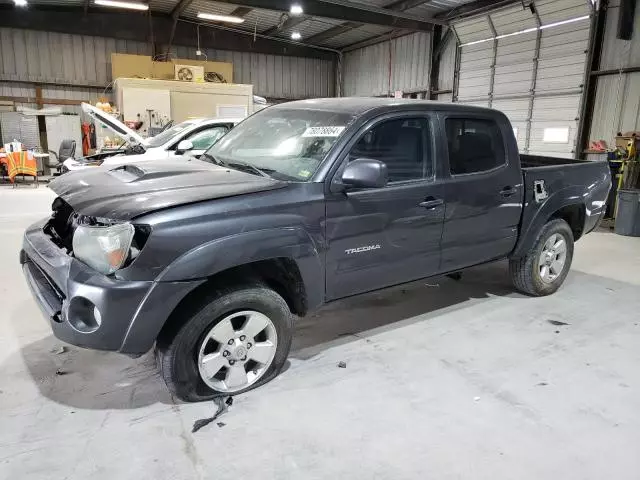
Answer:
[156,226,324,308]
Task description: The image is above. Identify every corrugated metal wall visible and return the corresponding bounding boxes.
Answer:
[589,0,640,143]
[342,32,431,97]
[0,27,335,104]
[452,0,593,158]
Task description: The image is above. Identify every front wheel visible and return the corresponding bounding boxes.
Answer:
[156,285,293,402]
[510,218,574,296]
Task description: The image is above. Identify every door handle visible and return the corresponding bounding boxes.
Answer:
[500,186,516,197]
[419,198,444,209]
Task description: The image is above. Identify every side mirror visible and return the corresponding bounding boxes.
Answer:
[176,140,194,155]
[341,158,388,189]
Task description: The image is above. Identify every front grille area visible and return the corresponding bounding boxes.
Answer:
[43,197,76,252]
[23,256,65,319]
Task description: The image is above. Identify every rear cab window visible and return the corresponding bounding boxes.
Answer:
[445,117,506,175]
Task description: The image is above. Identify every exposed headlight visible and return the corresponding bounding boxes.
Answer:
[72,222,135,275]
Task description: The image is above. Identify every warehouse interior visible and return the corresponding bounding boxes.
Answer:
[1,0,640,478]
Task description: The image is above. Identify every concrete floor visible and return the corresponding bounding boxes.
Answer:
[1,186,640,480]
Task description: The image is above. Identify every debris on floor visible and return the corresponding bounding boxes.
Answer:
[216,422,226,428]
[52,346,67,355]
[192,396,232,433]
[536,382,548,386]
[548,320,570,326]
[474,396,481,402]
[337,361,347,368]
[55,369,68,376]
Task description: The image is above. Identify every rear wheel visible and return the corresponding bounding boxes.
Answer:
[510,218,574,296]
[156,285,293,402]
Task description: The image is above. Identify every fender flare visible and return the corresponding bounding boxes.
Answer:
[156,226,324,304]
[512,185,586,258]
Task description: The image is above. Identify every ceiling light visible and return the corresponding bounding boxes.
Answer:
[290,4,303,15]
[197,12,245,23]
[291,31,302,40]
[94,0,149,10]
[13,0,28,6]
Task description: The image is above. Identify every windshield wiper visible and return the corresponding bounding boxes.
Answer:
[200,152,222,166]
[202,154,274,178]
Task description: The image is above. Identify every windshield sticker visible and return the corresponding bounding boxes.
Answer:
[298,169,311,178]
[302,126,345,137]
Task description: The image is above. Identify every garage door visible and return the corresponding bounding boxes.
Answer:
[453,0,593,158]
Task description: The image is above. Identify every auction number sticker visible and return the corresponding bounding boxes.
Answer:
[302,126,346,137]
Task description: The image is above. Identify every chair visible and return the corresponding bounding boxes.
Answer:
[47,140,76,175]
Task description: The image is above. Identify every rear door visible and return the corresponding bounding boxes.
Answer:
[324,113,445,300]
[439,112,524,272]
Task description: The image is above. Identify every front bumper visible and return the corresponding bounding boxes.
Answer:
[21,219,202,354]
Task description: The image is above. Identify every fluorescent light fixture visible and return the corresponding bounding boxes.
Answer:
[290,4,303,15]
[14,0,28,6]
[197,12,245,23]
[291,31,302,40]
[459,14,590,47]
[94,0,148,10]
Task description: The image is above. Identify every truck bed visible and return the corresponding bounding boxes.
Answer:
[520,154,589,168]
[514,153,611,257]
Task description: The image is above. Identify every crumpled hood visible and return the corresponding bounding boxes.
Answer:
[49,158,285,220]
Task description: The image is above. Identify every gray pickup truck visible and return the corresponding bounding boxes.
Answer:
[21,98,611,401]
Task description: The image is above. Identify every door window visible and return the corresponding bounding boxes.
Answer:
[186,126,229,150]
[349,118,432,183]
[445,118,505,175]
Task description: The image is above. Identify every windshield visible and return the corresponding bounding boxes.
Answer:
[203,108,355,181]
[145,120,199,148]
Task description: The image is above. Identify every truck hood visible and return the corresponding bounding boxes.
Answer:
[48,158,285,220]
[82,102,146,145]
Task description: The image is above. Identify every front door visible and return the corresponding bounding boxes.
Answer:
[325,115,445,300]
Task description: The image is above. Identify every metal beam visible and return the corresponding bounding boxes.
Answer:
[437,0,521,21]
[384,0,434,11]
[0,95,86,106]
[576,0,608,158]
[214,0,439,30]
[230,6,253,17]
[0,6,337,60]
[341,29,410,52]
[305,22,360,44]
[261,15,308,35]
[429,24,442,100]
[433,27,452,60]
[590,66,640,76]
[306,0,436,47]
[170,0,195,17]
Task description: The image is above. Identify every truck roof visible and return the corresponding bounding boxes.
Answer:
[273,97,496,116]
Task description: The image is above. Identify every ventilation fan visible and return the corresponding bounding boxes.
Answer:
[174,65,204,82]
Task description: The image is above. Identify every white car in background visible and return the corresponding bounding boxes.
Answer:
[63,103,241,172]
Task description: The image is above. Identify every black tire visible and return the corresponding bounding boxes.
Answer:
[509,218,574,296]
[156,284,293,402]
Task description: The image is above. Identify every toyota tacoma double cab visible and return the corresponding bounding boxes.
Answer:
[21,98,611,401]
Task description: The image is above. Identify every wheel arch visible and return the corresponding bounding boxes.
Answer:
[513,198,586,258]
